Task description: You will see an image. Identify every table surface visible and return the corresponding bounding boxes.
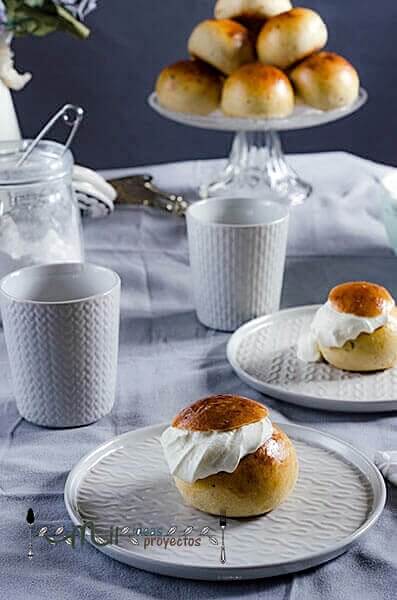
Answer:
[1,152,396,600]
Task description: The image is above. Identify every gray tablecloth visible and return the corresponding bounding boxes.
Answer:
[1,152,396,599]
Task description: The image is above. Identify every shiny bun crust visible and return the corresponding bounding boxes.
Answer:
[174,425,298,517]
[320,310,397,372]
[290,52,360,111]
[172,394,268,431]
[221,63,294,117]
[188,19,255,75]
[155,60,222,115]
[328,281,394,318]
[257,8,328,69]
[215,0,292,20]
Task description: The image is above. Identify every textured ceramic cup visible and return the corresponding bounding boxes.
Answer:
[0,262,120,427]
[186,197,289,331]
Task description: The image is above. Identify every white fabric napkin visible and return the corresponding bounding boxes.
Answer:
[374,451,397,485]
[73,165,117,218]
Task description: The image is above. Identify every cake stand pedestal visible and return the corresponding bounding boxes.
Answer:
[149,89,367,205]
[202,129,312,205]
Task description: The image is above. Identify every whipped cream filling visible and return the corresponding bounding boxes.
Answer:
[161,417,273,483]
[297,300,395,362]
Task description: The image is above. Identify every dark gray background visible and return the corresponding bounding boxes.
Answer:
[12,0,396,169]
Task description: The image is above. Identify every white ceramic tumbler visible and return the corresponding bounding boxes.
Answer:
[186,197,289,331]
[0,262,120,427]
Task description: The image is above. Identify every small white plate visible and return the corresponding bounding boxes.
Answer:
[148,89,367,132]
[64,423,385,580]
[227,305,397,413]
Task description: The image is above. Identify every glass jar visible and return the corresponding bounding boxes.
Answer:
[0,140,83,279]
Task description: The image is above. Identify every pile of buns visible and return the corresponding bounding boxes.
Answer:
[155,1,360,118]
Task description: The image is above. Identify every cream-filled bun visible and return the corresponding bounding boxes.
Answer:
[297,281,397,372]
[161,395,298,517]
[155,60,223,115]
[188,19,255,75]
[221,63,294,118]
[290,52,360,111]
[257,8,328,69]
[215,0,292,20]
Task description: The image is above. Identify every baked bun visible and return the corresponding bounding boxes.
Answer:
[328,282,393,318]
[320,282,397,372]
[290,52,360,111]
[155,60,222,115]
[221,63,294,117]
[215,0,292,20]
[320,317,397,372]
[172,394,268,430]
[257,8,328,69]
[168,395,298,517]
[188,19,255,75]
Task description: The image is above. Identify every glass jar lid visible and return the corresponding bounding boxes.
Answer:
[0,140,73,186]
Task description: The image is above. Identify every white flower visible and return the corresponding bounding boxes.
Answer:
[0,36,32,90]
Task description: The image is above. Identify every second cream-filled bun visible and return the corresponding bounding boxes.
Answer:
[155,60,223,115]
[188,19,255,75]
[166,395,298,517]
[257,8,328,69]
[290,52,360,111]
[320,318,397,372]
[221,63,295,117]
[214,0,292,20]
[320,282,397,372]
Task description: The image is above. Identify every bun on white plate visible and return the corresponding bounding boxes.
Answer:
[155,59,223,115]
[297,281,397,372]
[161,395,298,517]
[188,19,255,75]
[257,7,328,69]
[290,51,360,111]
[221,62,295,117]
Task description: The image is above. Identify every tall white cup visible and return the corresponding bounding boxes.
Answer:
[0,262,120,427]
[186,197,289,331]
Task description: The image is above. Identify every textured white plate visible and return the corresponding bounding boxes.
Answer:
[227,305,397,413]
[148,89,367,132]
[64,423,385,580]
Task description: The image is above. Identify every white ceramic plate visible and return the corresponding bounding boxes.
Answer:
[227,305,397,413]
[148,89,367,132]
[64,423,385,580]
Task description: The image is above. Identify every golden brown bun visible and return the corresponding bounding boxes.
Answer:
[257,8,328,69]
[172,394,268,431]
[174,425,298,517]
[320,310,397,372]
[290,52,360,111]
[328,281,394,318]
[221,63,294,117]
[188,19,255,75]
[215,0,292,20]
[155,60,222,115]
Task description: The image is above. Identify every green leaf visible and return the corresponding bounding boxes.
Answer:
[4,0,90,38]
[24,0,47,7]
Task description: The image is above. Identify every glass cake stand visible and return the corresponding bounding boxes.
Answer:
[148,89,367,205]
